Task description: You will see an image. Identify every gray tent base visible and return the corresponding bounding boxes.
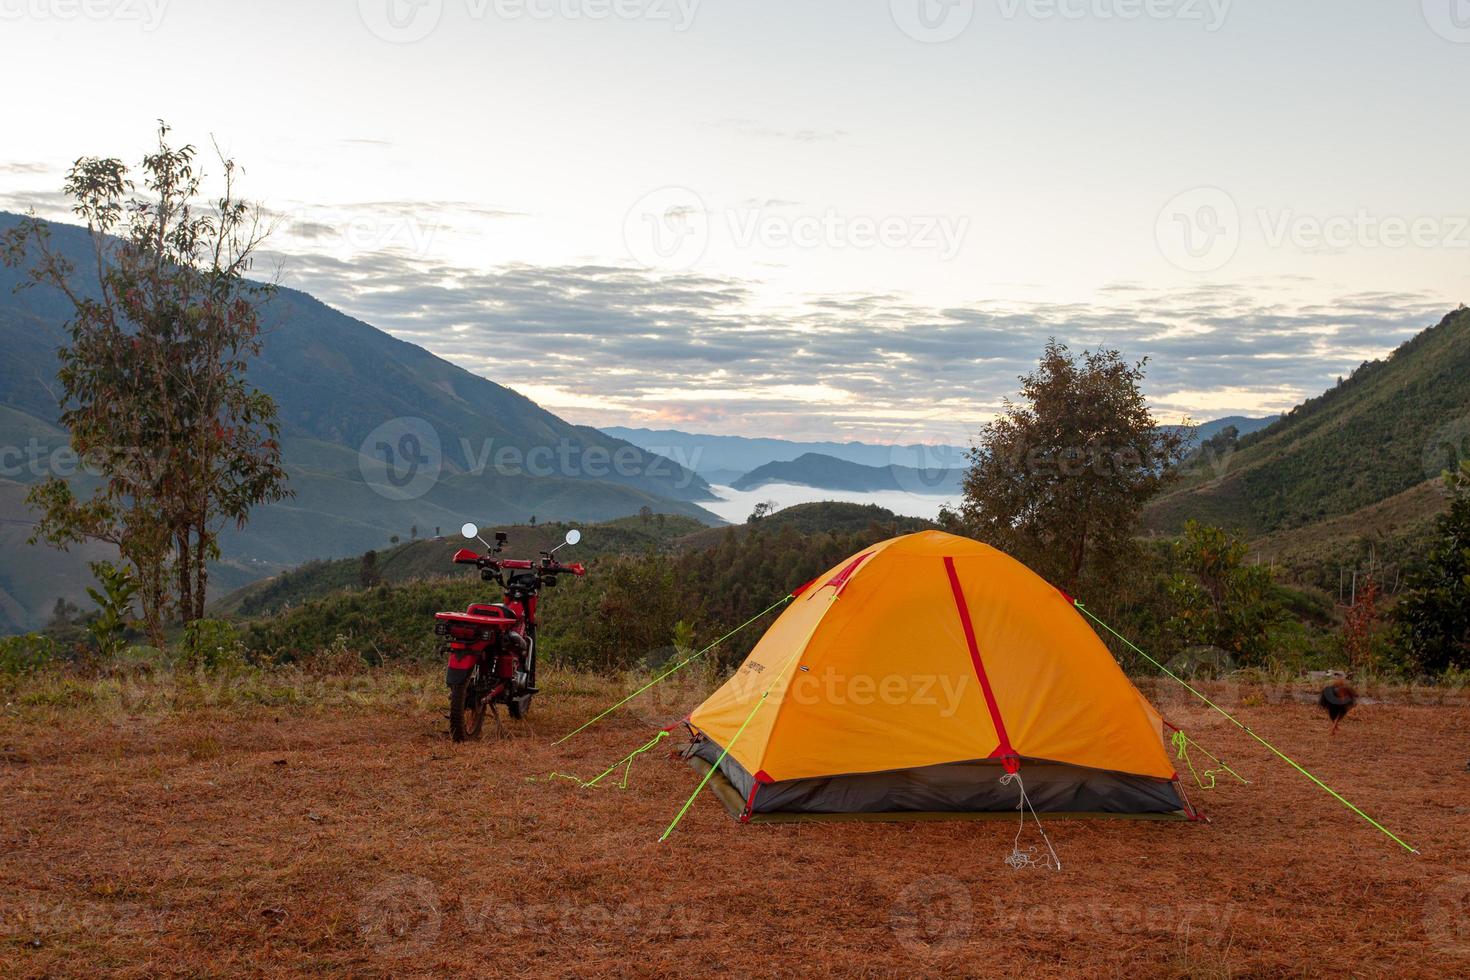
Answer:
[685,746,1190,825]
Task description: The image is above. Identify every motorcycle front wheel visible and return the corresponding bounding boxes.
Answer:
[449,666,486,742]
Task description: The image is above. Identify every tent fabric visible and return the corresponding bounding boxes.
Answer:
[686,530,1184,818]
[687,739,1186,817]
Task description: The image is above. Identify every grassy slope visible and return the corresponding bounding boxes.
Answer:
[211,513,706,620]
[1146,307,1470,536]
[1247,477,1447,592]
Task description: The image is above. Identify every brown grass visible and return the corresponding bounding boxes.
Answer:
[2,668,1469,978]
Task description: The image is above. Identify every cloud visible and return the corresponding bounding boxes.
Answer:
[255,244,1451,443]
[0,162,51,175]
[0,189,71,216]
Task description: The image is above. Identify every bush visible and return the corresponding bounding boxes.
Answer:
[1164,522,1285,666]
[85,560,138,660]
[1393,461,1470,673]
[176,619,246,672]
[0,633,57,675]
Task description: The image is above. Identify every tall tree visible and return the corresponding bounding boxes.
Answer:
[946,340,1187,590]
[3,123,291,641]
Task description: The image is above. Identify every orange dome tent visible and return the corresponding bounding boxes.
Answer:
[684,530,1192,822]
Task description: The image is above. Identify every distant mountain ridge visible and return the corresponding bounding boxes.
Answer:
[605,418,1276,487]
[731,452,964,495]
[601,426,969,483]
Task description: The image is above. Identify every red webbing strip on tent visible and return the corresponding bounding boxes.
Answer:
[809,551,873,600]
[943,556,1017,771]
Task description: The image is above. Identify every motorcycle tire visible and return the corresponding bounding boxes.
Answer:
[449,668,486,742]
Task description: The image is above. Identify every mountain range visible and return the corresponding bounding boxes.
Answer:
[4,213,1463,634]
[604,416,1276,489]
[0,211,717,632]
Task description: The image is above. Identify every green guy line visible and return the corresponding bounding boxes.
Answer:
[553,593,794,747]
[660,595,834,842]
[1075,600,1419,855]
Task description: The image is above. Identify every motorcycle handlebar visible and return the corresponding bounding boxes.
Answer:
[451,549,584,578]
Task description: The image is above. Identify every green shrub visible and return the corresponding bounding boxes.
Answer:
[176,619,246,672]
[0,633,57,675]
[85,560,137,660]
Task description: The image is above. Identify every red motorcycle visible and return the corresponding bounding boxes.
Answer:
[435,524,585,741]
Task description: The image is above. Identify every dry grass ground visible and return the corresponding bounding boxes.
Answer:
[2,669,1469,978]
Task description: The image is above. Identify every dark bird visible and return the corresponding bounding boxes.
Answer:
[1319,678,1358,735]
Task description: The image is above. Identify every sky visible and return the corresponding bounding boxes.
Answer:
[1,0,1467,443]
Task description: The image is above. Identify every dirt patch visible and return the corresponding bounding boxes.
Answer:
[2,676,1467,977]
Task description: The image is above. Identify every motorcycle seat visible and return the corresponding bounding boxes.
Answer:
[467,602,517,620]
[434,608,516,628]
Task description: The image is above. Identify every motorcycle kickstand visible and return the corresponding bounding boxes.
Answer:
[488,702,507,740]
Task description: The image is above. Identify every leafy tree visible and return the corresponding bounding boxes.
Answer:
[947,340,1187,589]
[638,505,653,524]
[3,123,290,641]
[48,597,81,630]
[359,550,381,588]
[749,501,776,522]
[1393,461,1470,673]
[1164,521,1282,665]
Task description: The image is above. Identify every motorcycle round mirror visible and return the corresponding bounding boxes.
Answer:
[565,529,582,547]
[461,522,479,540]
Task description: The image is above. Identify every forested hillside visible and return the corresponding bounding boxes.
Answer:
[1147,306,1470,536]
